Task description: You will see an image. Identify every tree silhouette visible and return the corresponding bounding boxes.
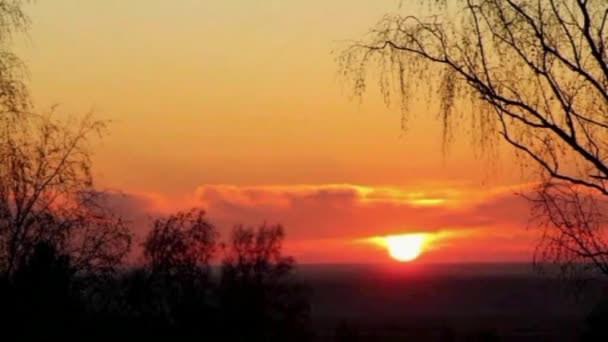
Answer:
[0,2,313,340]
[0,0,132,279]
[0,114,132,278]
[144,208,217,277]
[219,224,311,341]
[0,0,29,121]
[340,0,608,278]
[0,2,133,337]
[138,208,218,334]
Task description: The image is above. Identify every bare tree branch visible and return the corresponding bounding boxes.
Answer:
[340,0,608,278]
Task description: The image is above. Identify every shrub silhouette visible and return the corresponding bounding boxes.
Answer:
[219,224,312,341]
[135,209,219,335]
[582,297,608,341]
[0,241,83,339]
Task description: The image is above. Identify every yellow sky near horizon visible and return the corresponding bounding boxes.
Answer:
[15,0,523,196]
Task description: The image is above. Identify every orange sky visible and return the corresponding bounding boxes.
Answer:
[15,0,538,263]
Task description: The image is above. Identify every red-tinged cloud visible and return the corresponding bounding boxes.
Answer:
[103,184,541,263]
[193,184,532,237]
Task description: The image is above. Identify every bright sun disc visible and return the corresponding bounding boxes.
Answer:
[374,233,428,262]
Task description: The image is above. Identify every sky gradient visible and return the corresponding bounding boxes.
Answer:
[16,0,536,263]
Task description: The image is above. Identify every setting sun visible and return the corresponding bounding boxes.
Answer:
[385,234,427,262]
[368,233,430,262]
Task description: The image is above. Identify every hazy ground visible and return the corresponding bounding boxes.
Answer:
[296,263,608,341]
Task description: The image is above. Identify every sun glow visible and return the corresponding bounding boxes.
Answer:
[369,233,430,262]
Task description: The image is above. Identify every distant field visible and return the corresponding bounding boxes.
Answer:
[295,263,608,341]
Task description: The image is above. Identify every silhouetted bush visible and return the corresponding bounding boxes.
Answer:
[0,242,84,339]
[582,296,608,342]
[139,209,218,334]
[219,224,312,341]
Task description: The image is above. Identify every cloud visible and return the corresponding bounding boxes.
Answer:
[190,184,532,239]
[104,183,539,262]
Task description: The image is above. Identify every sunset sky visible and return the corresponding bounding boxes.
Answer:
[15,0,538,264]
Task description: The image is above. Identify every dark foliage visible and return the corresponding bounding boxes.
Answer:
[582,296,608,342]
[0,211,313,341]
[219,224,312,341]
[0,241,84,339]
[129,209,219,336]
